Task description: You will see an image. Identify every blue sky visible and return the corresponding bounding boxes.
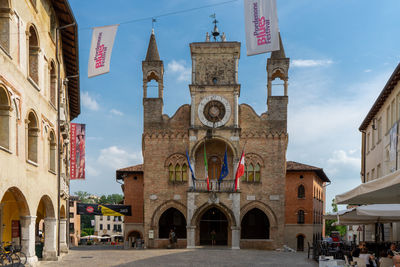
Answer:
[69,0,400,212]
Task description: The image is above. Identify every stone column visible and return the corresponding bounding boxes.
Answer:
[43,217,57,261]
[231,226,240,249]
[59,219,68,253]
[190,93,195,127]
[20,216,38,265]
[187,226,196,248]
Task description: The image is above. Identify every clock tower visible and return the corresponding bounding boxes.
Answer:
[189,41,240,130]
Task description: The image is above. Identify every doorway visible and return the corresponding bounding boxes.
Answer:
[297,234,305,251]
[200,207,228,245]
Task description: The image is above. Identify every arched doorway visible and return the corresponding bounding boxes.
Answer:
[158,208,186,239]
[35,195,56,260]
[200,207,228,245]
[241,208,270,239]
[127,231,142,248]
[297,234,305,251]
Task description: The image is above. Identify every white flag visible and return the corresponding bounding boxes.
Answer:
[88,25,118,78]
[244,0,280,56]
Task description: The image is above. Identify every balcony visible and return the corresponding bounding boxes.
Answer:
[190,179,236,193]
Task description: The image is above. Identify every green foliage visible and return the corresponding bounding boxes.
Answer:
[325,199,347,237]
[82,227,94,236]
[98,194,124,204]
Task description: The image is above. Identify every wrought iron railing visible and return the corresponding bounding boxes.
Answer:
[190,179,236,192]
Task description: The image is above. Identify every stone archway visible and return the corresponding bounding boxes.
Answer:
[126,230,142,249]
[199,207,228,245]
[59,205,68,253]
[150,200,187,239]
[0,187,37,263]
[240,201,278,239]
[35,195,56,260]
[190,202,237,248]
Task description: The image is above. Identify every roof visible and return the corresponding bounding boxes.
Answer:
[52,0,80,120]
[359,63,400,131]
[271,33,286,59]
[145,32,160,61]
[116,164,143,180]
[286,161,330,182]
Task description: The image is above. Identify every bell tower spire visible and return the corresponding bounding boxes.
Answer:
[267,33,289,97]
[142,30,164,127]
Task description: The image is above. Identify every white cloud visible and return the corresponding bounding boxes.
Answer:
[97,146,142,169]
[364,69,372,73]
[110,109,123,116]
[327,150,360,170]
[167,60,191,82]
[291,59,333,67]
[81,91,99,111]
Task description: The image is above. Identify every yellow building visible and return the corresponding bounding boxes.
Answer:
[0,0,79,264]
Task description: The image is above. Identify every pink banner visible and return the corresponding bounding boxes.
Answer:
[70,123,85,179]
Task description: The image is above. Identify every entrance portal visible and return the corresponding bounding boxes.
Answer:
[200,207,228,245]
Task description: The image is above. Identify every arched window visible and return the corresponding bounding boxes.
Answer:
[241,208,270,239]
[182,164,188,181]
[158,208,186,239]
[175,164,182,181]
[168,164,174,182]
[247,164,254,182]
[0,0,11,53]
[298,185,305,199]
[27,111,39,163]
[208,156,221,180]
[49,130,56,172]
[242,165,248,182]
[28,25,39,85]
[50,61,56,105]
[297,210,305,224]
[0,86,10,149]
[254,163,261,182]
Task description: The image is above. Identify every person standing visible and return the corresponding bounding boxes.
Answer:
[211,230,216,246]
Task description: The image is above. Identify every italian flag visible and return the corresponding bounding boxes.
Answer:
[235,151,245,191]
[204,145,210,191]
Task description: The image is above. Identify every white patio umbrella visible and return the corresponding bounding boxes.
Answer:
[324,204,400,225]
[80,235,100,239]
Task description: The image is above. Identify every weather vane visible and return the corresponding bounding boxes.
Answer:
[210,13,220,41]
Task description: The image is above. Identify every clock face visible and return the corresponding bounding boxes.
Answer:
[198,95,231,127]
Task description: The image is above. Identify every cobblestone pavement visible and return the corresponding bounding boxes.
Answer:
[39,247,317,267]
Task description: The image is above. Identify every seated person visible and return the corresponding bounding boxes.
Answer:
[359,248,377,267]
[352,242,366,258]
[388,243,399,258]
[393,255,400,267]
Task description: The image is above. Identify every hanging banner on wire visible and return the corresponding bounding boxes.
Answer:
[88,24,119,78]
[244,0,280,56]
[70,123,86,179]
[77,203,132,216]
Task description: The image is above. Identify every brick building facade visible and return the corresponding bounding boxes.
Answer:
[117,30,290,250]
[285,161,329,251]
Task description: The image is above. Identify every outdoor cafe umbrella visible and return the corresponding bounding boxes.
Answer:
[324,204,400,225]
[80,235,101,239]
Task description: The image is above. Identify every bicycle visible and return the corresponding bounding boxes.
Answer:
[5,243,26,266]
[0,242,20,267]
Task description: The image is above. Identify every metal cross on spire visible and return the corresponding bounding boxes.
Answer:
[210,13,220,41]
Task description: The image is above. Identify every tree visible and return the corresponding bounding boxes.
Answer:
[325,199,347,237]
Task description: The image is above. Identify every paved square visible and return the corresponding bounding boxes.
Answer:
[39,247,317,267]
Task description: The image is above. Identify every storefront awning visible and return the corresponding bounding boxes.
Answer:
[335,169,400,204]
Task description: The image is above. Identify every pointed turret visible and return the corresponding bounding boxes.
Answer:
[270,33,286,59]
[267,33,290,97]
[145,30,160,61]
[142,30,164,128]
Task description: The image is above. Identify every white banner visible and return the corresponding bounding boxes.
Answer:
[244,0,280,56]
[88,25,119,78]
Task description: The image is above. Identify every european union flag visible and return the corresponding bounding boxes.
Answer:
[219,149,229,181]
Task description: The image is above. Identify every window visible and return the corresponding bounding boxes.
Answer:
[377,164,381,178]
[377,117,382,141]
[100,224,103,230]
[113,224,117,231]
[100,216,103,221]
[387,106,391,132]
[371,125,375,148]
[49,130,56,172]
[169,164,174,182]
[28,25,40,85]
[175,164,182,181]
[69,212,74,218]
[297,210,305,224]
[0,0,11,53]
[107,224,110,230]
[367,132,370,151]
[70,201,74,207]
[117,225,122,232]
[371,168,375,180]
[366,172,370,182]
[107,216,110,221]
[0,86,10,149]
[254,164,261,182]
[247,164,254,182]
[27,111,39,163]
[182,164,188,181]
[49,10,56,40]
[69,223,74,232]
[50,61,56,105]
[297,185,305,199]
[392,100,396,126]
[208,156,221,180]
